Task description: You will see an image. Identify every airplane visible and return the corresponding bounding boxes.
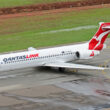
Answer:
[0,22,110,72]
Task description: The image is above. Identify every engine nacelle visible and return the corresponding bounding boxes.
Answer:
[75,50,100,60]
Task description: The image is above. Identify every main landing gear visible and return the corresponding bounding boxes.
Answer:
[58,68,78,73]
[58,67,65,72]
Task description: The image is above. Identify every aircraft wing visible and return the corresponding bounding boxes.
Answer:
[43,62,106,70]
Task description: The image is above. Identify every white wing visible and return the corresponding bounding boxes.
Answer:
[43,62,106,70]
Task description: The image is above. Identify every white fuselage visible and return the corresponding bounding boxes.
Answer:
[0,43,88,71]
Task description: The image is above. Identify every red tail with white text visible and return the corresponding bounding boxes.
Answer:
[89,22,110,51]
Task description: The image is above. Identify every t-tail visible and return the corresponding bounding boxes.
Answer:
[88,22,110,51]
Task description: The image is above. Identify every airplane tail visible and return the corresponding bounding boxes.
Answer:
[88,22,110,51]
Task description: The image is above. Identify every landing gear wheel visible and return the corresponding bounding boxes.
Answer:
[58,67,65,72]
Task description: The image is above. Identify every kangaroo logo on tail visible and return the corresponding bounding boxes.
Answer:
[89,22,110,51]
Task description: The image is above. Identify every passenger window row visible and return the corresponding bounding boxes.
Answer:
[3,52,73,64]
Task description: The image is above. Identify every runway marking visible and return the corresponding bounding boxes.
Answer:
[37,25,97,35]
[0,84,22,92]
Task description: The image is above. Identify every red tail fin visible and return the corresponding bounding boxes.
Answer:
[89,22,110,51]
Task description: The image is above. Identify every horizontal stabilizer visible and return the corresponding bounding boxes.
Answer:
[102,26,110,30]
[28,47,37,51]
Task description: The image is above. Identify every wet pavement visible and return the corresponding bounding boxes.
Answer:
[1,77,110,110]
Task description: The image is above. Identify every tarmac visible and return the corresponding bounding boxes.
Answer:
[0,39,110,110]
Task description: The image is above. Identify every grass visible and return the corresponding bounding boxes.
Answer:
[0,0,83,8]
[0,7,110,52]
